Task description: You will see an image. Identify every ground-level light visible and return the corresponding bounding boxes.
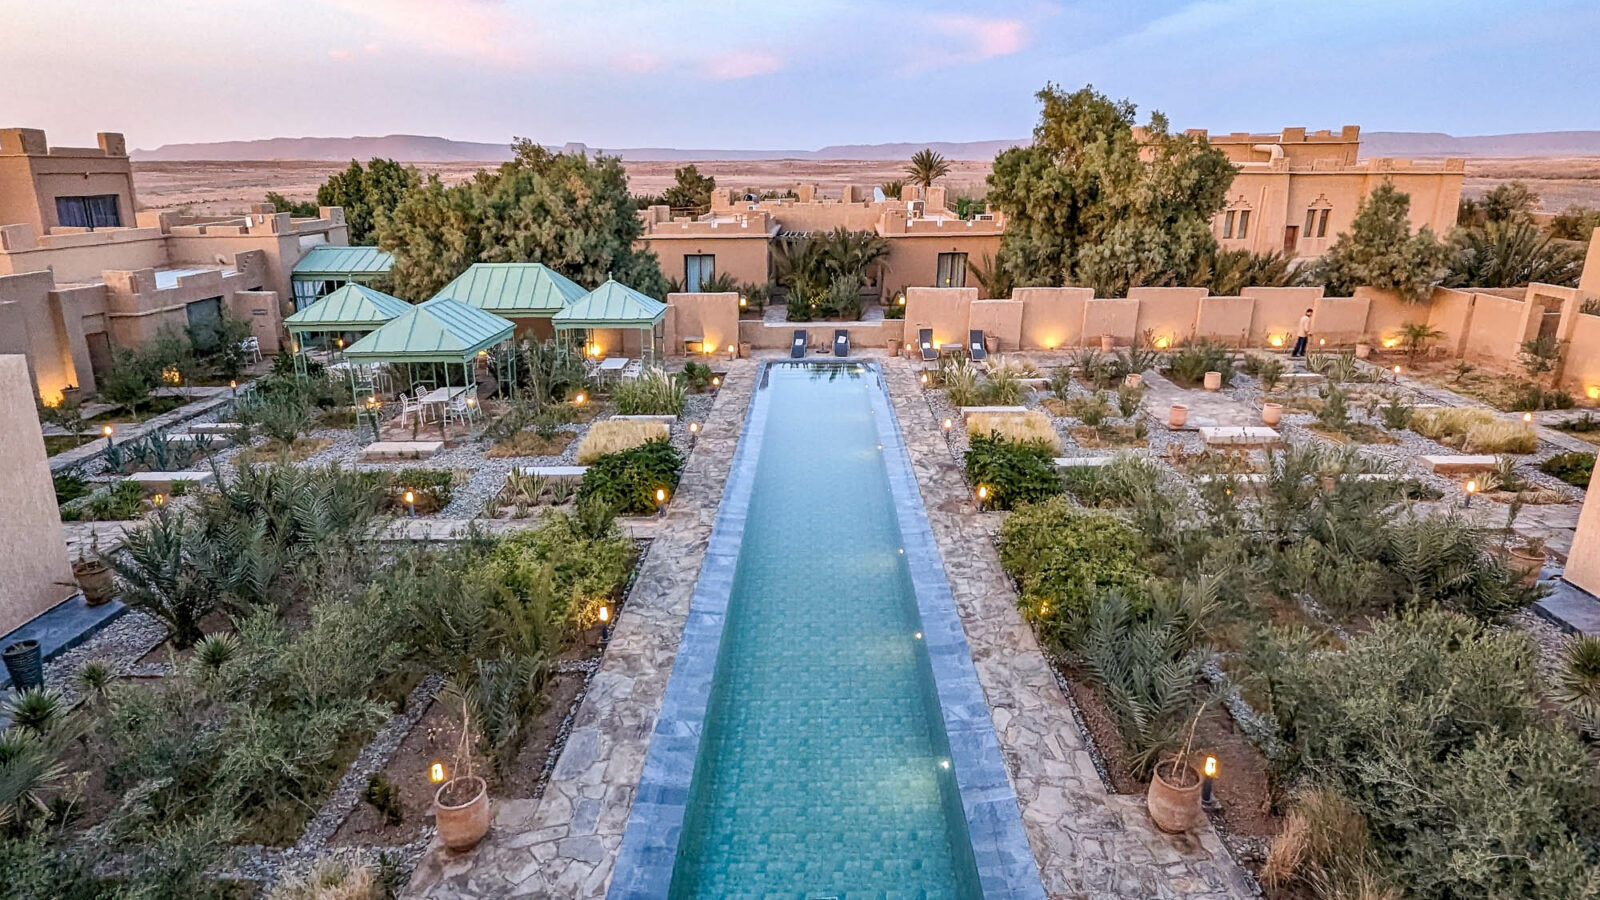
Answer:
[739,296,748,308]
[1201,756,1219,806]
[976,485,990,503]
[1523,412,1533,423]
[574,392,586,406]
[920,372,929,385]
[430,762,446,784]
[1153,335,1171,350]
[153,493,166,507]
[598,604,610,623]
[688,422,700,434]
[711,375,722,387]
[404,490,417,517]
[1269,335,1284,348]
[941,417,953,431]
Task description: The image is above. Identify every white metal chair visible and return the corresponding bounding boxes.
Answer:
[444,386,476,427]
[239,336,262,364]
[621,360,644,381]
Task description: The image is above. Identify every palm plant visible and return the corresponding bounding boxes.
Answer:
[1446,219,1585,288]
[878,179,905,200]
[106,509,216,648]
[1554,635,1600,738]
[966,253,1014,299]
[0,726,69,829]
[906,148,952,189]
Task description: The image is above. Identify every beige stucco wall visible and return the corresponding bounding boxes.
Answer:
[1195,295,1254,342]
[967,300,1024,351]
[0,354,77,635]
[1016,287,1091,350]
[665,292,740,355]
[1561,313,1600,399]
[1244,287,1324,347]
[1462,293,1537,368]
[901,286,976,349]
[880,233,1003,300]
[1082,298,1141,346]
[648,238,770,290]
[1129,288,1206,346]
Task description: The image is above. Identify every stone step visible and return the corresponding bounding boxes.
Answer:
[1283,372,1326,386]
[516,465,588,481]
[1421,454,1498,475]
[124,471,215,493]
[1198,426,1283,447]
[360,440,444,461]
[165,434,229,448]
[188,422,244,435]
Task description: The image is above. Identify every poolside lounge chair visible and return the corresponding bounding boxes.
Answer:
[834,329,849,357]
[969,330,988,362]
[918,328,937,361]
[791,329,807,358]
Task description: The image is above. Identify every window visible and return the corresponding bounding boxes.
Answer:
[55,194,121,229]
[1317,208,1330,238]
[1223,210,1236,239]
[936,252,968,287]
[684,254,715,292]
[1304,208,1317,235]
[1236,209,1251,238]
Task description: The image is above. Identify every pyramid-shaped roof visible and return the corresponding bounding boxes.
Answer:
[432,262,587,316]
[284,283,412,333]
[344,297,515,363]
[553,279,667,329]
[292,245,394,279]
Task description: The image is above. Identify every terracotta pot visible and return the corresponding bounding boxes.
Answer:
[986,335,1001,355]
[434,776,491,851]
[1100,334,1114,353]
[1508,546,1545,587]
[738,341,751,359]
[1262,402,1282,427]
[73,559,115,606]
[1168,404,1188,428]
[887,338,902,358]
[1147,759,1203,833]
[1124,373,1142,389]
[1355,343,1372,360]
[1203,371,1222,391]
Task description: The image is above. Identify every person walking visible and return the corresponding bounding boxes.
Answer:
[1291,308,1313,358]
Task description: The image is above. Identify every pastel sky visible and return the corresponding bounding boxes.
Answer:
[3,0,1595,150]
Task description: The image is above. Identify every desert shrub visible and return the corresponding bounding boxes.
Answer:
[53,472,90,505]
[1306,350,1360,384]
[1063,394,1110,427]
[1262,788,1395,899]
[1409,406,1497,444]
[104,509,219,648]
[1555,635,1600,739]
[1249,355,1286,391]
[234,390,316,446]
[1556,412,1600,434]
[1271,609,1600,899]
[963,410,1058,450]
[941,357,983,406]
[362,773,403,827]
[1541,451,1595,487]
[1047,365,1075,398]
[578,438,684,515]
[613,368,685,416]
[964,433,1060,510]
[1163,339,1233,387]
[985,365,1023,406]
[1379,393,1413,430]
[269,856,383,900]
[682,360,715,392]
[1463,419,1538,454]
[1115,383,1145,419]
[505,339,589,405]
[1059,456,1162,508]
[58,480,146,522]
[577,419,671,464]
[1316,384,1351,430]
[1110,344,1163,379]
[998,496,1149,639]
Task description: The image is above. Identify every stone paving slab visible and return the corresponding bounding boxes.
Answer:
[882,361,1254,900]
[124,471,216,492]
[1056,456,1113,468]
[360,440,444,461]
[1421,454,1498,475]
[1199,426,1282,448]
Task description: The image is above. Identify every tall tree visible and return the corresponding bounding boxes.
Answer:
[263,191,318,217]
[985,84,1235,296]
[906,149,952,189]
[1445,219,1585,288]
[661,164,716,212]
[317,158,420,245]
[378,139,667,301]
[1315,182,1451,302]
[1481,180,1540,224]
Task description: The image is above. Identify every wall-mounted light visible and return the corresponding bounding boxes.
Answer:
[1153,335,1171,350]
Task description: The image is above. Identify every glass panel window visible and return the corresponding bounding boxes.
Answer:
[684,254,715,292]
[1317,208,1331,237]
[935,252,967,287]
[1237,210,1251,238]
[1305,209,1317,234]
[1223,210,1235,239]
[55,194,122,229]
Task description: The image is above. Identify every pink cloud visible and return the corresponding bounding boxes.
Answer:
[930,15,1029,62]
[704,52,783,81]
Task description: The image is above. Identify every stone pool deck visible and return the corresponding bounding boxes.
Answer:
[403,360,759,898]
[883,360,1254,900]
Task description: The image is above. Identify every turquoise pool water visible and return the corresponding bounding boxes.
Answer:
[669,363,981,899]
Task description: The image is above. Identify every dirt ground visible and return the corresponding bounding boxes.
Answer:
[132,155,1600,216]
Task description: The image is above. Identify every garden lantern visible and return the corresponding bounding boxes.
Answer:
[727,344,736,360]
[655,487,667,518]
[229,380,238,396]
[920,372,929,385]
[102,424,114,449]
[1523,412,1533,424]
[404,490,416,517]
[574,392,586,406]
[1464,480,1477,508]
[688,421,700,434]
[913,631,922,640]
[1202,756,1219,807]
[739,296,748,308]
[153,493,165,508]
[896,294,906,307]
[711,375,722,387]
[430,762,446,784]
[941,417,953,431]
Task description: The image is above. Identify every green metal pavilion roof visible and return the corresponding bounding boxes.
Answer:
[553,279,668,329]
[292,245,395,279]
[283,283,412,334]
[432,262,588,317]
[344,297,515,363]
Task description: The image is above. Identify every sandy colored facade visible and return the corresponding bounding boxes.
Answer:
[1202,126,1463,259]
[0,354,77,636]
[0,128,351,402]
[639,183,1005,301]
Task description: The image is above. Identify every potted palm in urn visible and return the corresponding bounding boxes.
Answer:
[433,681,491,851]
[73,534,115,606]
[1147,705,1206,833]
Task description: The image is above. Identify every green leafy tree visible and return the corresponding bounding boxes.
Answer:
[660,164,716,212]
[986,84,1235,296]
[1446,218,1585,287]
[1550,205,1600,242]
[1315,182,1451,302]
[379,140,667,301]
[263,191,318,218]
[316,157,420,245]
[906,149,951,189]
[1481,180,1541,224]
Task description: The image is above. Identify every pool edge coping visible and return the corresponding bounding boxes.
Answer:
[607,359,1046,900]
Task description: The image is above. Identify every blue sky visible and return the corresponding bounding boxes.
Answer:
[3,0,1595,150]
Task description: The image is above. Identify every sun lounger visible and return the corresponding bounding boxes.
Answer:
[791,329,807,358]
[919,328,937,361]
[969,329,988,361]
[834,329,849,357]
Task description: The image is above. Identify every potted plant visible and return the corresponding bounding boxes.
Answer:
[1355,335,1373,359]
[1169,404,1188,428]
[2,639,44,691]
[1261,402,1283,427]
[1100,334,1115,353]
[73,534,115,606]
[1147,706,1206,833]
[1508,535,1546,587]
[433,681,491,851]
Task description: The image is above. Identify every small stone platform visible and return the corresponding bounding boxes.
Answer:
[124,471,215,492]
[188,422,245,436]
[359,440,444,461]
[516,465,588,480]
[1054,457,1113,468]
[1198,425,1283,447]
[1421,454,1498,475]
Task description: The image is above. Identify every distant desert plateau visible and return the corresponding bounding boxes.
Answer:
[131,156,1600,217]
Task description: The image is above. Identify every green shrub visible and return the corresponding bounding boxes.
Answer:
[1540,451,1594,487]
[964,433,1061,510]
[53,471,90,505]
[362,773,403,826]
[682,360,714,392]
[234,391,316,446]
[1379,393,1413,430]
[1059,456,1161,508]
[1163,339,1234,387]
[59,481,146,522]
[1063,393,1110,427]
[578,438,684,515]
[380,468,455,514]
[997,496,1149,640]
[614,368,686,416]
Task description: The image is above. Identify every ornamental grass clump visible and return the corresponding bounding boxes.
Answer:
[1409,407,1496,444]
[964,410,1059,451]
[1463,419,1538,454]
[577,419,671,464]
[613,368,686,416]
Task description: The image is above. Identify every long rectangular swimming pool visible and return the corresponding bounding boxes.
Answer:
[610,362,1043,900]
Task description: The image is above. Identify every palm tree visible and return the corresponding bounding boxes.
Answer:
[906,149,952,190]
[878,180,906,201]
[1445,219,1585,288]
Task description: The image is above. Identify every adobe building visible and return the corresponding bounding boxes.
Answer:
[0,127,360,403]
[1200,126,1463,259]
[638,183,1005,303]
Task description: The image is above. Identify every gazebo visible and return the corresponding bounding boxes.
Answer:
[343,297,516,434]
[432,262,587,339]
[283,283,412,377]
[290,245,395,310]
[553,278,668,364]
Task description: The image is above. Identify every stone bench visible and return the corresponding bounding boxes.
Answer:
[124,471,215,493]
[516,465,588,481]
[1054,457,1113,468]
[188,422,244,436]
[610,415,677,426]
[359,440,444,461]
[1198,426,1283,448]
[1421,455,1498,475]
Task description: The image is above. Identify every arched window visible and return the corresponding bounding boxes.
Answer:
[1222,198,1254,239]
[1303,195,1333,238]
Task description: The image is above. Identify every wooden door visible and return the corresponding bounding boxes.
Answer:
[1282,225,1299,255]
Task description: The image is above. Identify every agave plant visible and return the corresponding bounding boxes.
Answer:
[0,726,69,829]
[4,688,66,736]
[1555,635,1600,738]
